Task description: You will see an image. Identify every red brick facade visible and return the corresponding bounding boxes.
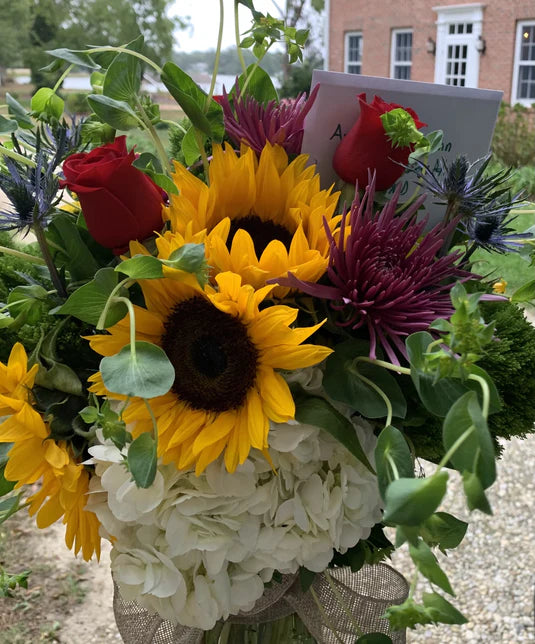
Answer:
[327,0,535,103]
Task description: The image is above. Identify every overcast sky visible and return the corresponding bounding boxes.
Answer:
[171,0,281,52]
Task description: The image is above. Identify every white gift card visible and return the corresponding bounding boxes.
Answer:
[301,70,503,222]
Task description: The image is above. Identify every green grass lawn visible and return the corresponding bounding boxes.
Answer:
[470,207,534,295]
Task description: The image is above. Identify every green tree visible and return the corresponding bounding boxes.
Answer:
[0,0,31,85]
[23,0,187,86]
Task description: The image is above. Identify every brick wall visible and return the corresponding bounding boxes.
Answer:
[328,0,535,102]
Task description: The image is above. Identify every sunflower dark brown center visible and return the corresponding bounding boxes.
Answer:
[161,297,258,412]
[227,214,293,257]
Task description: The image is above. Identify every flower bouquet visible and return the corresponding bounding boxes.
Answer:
[1,3,535,643]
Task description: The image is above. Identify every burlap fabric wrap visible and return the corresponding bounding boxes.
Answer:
[113,563,408,643]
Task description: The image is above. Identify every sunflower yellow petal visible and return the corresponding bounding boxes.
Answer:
[257,366,295,422]
[261,343,333,370]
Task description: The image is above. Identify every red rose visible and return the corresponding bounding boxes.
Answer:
[333,93,427,191]
[60,136,165,253]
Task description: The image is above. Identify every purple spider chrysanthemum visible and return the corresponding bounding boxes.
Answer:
[217,83,319,156]
[277,177,474,364]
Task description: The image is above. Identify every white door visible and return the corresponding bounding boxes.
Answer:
[434,4,484,88]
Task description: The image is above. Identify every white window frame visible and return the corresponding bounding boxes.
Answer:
[344,31,363,74]
[390,29,413,80]
[433,3,484,88]
[512,20,535,106]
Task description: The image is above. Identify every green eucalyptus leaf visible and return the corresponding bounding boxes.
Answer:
[87,94,140,130]
[0,494,21,525]
[150,173,178,195]
[234,64,278,104]
[443,391,496,489]
[46,48,100,70]
[0,114,18,133]
[182,126,202,166]
[161,62,212,137]
[374,425,414,499]
[57,267,127,327]
[31,87,64,120]
[298,567,316,592]
[47,214,100,281]
[102,35,144,102]
[511,279,535,303]
[383,472,448,526]
[355,634,393,644]
[324,340,406,419]
[420,512,468,551]
[116,255,164,279]
[409,540,454,595]
[100,341,175,399]
[0,444,12,468]
[294,393,374,473]
[127,432,157,489]
[462,470,492,514]
[422,592,468,625]
[0,469,16,497]
[6,93,34,129]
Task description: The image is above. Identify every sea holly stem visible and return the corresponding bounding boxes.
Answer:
[32,208,67,298]
[0,145,37,168]
[0,245,46,265]
[386,454,400,480]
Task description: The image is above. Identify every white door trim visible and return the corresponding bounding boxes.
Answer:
[433,4,485,88]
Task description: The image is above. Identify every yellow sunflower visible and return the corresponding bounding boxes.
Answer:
[0,344,101,561]
[0,342,39,416]
[87,271,332,474]
[0,404,101,561]
[162,142,340,296]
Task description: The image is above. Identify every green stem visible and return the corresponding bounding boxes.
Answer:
[426,338,444,354]
[395,153,427,215]
[206,0,225,108]
[134,97,171,174]
[219,622,232,644]
[386,453,400,480]
[467,373,490,418]
[32,209,67,298]
[240,40,274,96]
[436,425,475,470]
[323,570,364,637]
[85,46,163,76]
[234,1,248,75]
[113,296,137,359]
[408,570,419,600]
[96,277,132,330]
[354,356,411,376]
[350,367,393,428]
[143,398,159,453]
[0,145,37,168]
[162,119,186,132]
[0,245,46,265]
[309,586,345,644]
[52,64,74,93]
[195,128,210,181]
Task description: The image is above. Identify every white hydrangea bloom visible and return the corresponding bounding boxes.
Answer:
[86,374,382,630]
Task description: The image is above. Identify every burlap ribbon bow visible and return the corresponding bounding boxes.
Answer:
[113,563,408,644]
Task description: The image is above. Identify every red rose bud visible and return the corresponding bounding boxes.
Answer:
[333,93,427,191]
[60,136,165,253]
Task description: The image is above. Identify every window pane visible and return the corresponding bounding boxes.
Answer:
[449,24,455,34]
[458,23,464,34]
[394,65,411,80]
[466,23,473,34]
[348,64,361,75]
